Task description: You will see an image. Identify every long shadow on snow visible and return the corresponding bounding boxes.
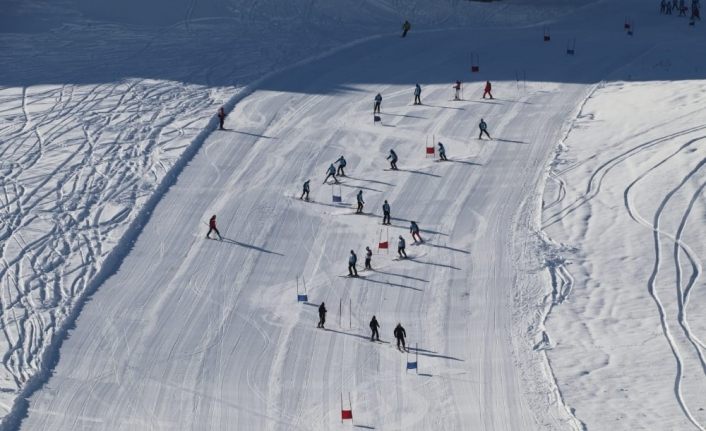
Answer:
[408,346,463,362]
[422,103,465,111]
[423,242,470,254]
[391,168,441,178]
[372,269,429,283]
[381,112,427,120]
[362,276,423,292]
[407,257,460,271]
[494,138,529,145]
[220,237,284,256]
[326,328,390,344]
[223,129,277,139]
[450,159,482,167]
[339,182,383,193]
[345,176,396,187]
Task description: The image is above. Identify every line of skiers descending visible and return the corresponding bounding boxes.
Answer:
[318,308,407,350]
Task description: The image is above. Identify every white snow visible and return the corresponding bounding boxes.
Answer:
[0,0,705,429]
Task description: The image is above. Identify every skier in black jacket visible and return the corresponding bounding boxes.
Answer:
[394,323,407,350]
[318,302,327,328]
[370,316,380,341]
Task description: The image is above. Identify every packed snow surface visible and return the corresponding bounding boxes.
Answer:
[0,0,705,429]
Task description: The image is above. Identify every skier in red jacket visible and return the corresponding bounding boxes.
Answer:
[483,81,493,99]
[206,215,222,240]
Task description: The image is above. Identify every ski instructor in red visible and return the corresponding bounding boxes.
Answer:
[483,80,493,99]
[206,215,222,240]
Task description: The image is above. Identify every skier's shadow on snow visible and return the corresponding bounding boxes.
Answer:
[424,242,470,254]
[345,176,396,187]
[395,168,441,178]
[423,103,465,111]
[371,269,429,283]
[494,138,528,145]
[223,129,277,139]
[220,237,284,256]
[408,346,463,362]
[382,112,427,120]
[450,159,482,167]
[494,98,533,105]
[407,257,460,271]
[339,182,383,193]
[362,276,422,292]
[326,328,390,344]
[467,100,503,106]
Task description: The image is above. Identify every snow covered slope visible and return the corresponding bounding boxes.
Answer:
[1,0,705,429]
[543,83,706,430]
[0,0,595,425]
[14,25,592,431]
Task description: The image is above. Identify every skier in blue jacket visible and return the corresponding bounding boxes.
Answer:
[382,200,391,225]
[374,93,382,114]
[336,156,347,176]
[478,118,491,140]
[387,149,398,170]
[398,236,407,258]
[413,84,422,105]
[324,163,338,184]
[410,221,422,243]
[349,250,359,277]
[356,190,365,213]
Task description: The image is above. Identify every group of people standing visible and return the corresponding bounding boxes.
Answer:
[660,0,700,22]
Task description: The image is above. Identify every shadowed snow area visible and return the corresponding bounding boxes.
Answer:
[0,0,705,429]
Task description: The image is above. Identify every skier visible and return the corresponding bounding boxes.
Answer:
[387,149,398,170]
[206,215,222,240]
[365,246,373,270]
[478,118,491,140]
[438,142,448,161]
[336,155,347,176]
[349,250,359,277]
[370,315,380,341]
[324,163,338,184]
[382,200,391,225]
[401,20,411,38]
[410,221,422,243]
[217,107,226,130]
[453,80,462,100]
[483,80,493,99]
[356,190,365,214]
[394,323,407,351]
[661,0,667,13]
[667,1,673,13]
[374,93,382,114]
[300,179,310,200]
[413,84,422,105]
[692,3,701,19]
[398,235,407,258]
[318,302,327,328]
[679,0,687,15]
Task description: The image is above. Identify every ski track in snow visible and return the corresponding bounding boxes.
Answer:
[542,79,706,430]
